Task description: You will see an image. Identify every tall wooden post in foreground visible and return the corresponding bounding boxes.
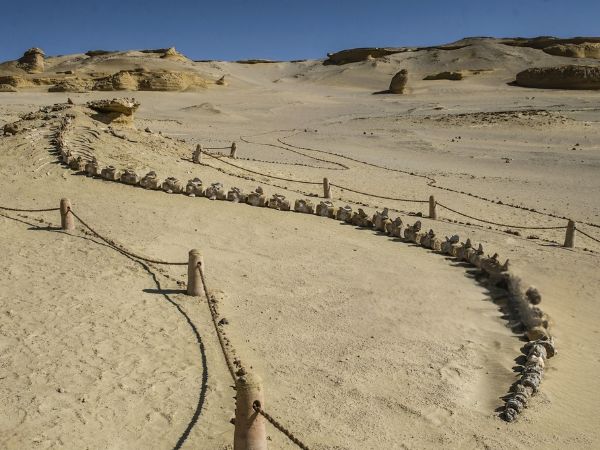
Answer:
[187,249,204,296]
[234,373,267,450]
[564,220,576,248]
[60,198,75,230]
[323,177,331,199]
[429,195,437,220]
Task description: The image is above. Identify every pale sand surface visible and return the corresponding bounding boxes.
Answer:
[1,40,600,449]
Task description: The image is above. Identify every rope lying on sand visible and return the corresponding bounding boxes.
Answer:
[576,226,600,244]
[0,205,60,212]
[67,208,188,265]
[437,203,567,230]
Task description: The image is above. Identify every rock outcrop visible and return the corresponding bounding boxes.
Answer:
[160,47,189,62]
[389,69,408,94]
[87,98,140,124]
[423,71,463,80]
[0,84,18,92]
[515,65,600,90]
[324,47,404,65]
[17,48,45,73]
[543,43,600,59]
[92,70,206,91]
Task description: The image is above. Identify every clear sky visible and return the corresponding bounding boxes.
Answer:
[0,0,597,62]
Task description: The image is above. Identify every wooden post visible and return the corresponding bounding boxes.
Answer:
[323,177,331,199]
[234,373,267,450]
[187,249,204,296]
[230,142,237,159]
[564,220,575,248]
[193,144,202,164]
[429,195,437,220]
[60,198,75,230]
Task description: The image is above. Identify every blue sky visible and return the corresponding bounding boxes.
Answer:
[0,0,597,62]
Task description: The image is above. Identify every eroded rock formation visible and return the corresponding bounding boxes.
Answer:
[515,65,600,90]
[17,48,45,73]
[87,98,140,124]
[389,69,408,94]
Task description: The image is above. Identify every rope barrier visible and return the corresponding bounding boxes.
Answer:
[330,183,428,204]
[436,203,567,230]
[253,402,310,450]
[278,133,600,229]
[197,266,238,382]
[0,205,60,212]
[201,149,322,185]
[67,208,188,265]
[576,227,600,244]
[240,136,350,171]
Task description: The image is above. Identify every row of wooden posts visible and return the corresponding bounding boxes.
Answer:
[192,142,576,248]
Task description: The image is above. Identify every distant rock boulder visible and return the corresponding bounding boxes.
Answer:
[389,69,408,94]
[0,84,18,92]
[0,76,28,88]
[515,65,600,89]
[543,43,600,59]
[87,98,140,124]
[423,71,463,80]
[17,48,45,73]
[160,47,189,61]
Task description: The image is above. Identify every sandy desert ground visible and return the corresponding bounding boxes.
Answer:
[1,38,599,449]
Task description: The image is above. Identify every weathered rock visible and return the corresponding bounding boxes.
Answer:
[205,182,226,200]
[0,84,18,92]
[160,47,188,61]
[185,178,204,196]
[294,199,315,214]
[140,171,161,190]
[87,98,140,124]
[216,75,227,86]
[100,165,121,181]
[162,177,183,194]
[423,71,463,81]
[49,79,91,93]
[543,42,600,59]
[120,168,140,185]
[389,69,408,94]
[0,75,29,88]
[324,47,404,65]
[17,48,45,73]
[268,194,291,211]
[316,201,335,218]
[515,65,600,90]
